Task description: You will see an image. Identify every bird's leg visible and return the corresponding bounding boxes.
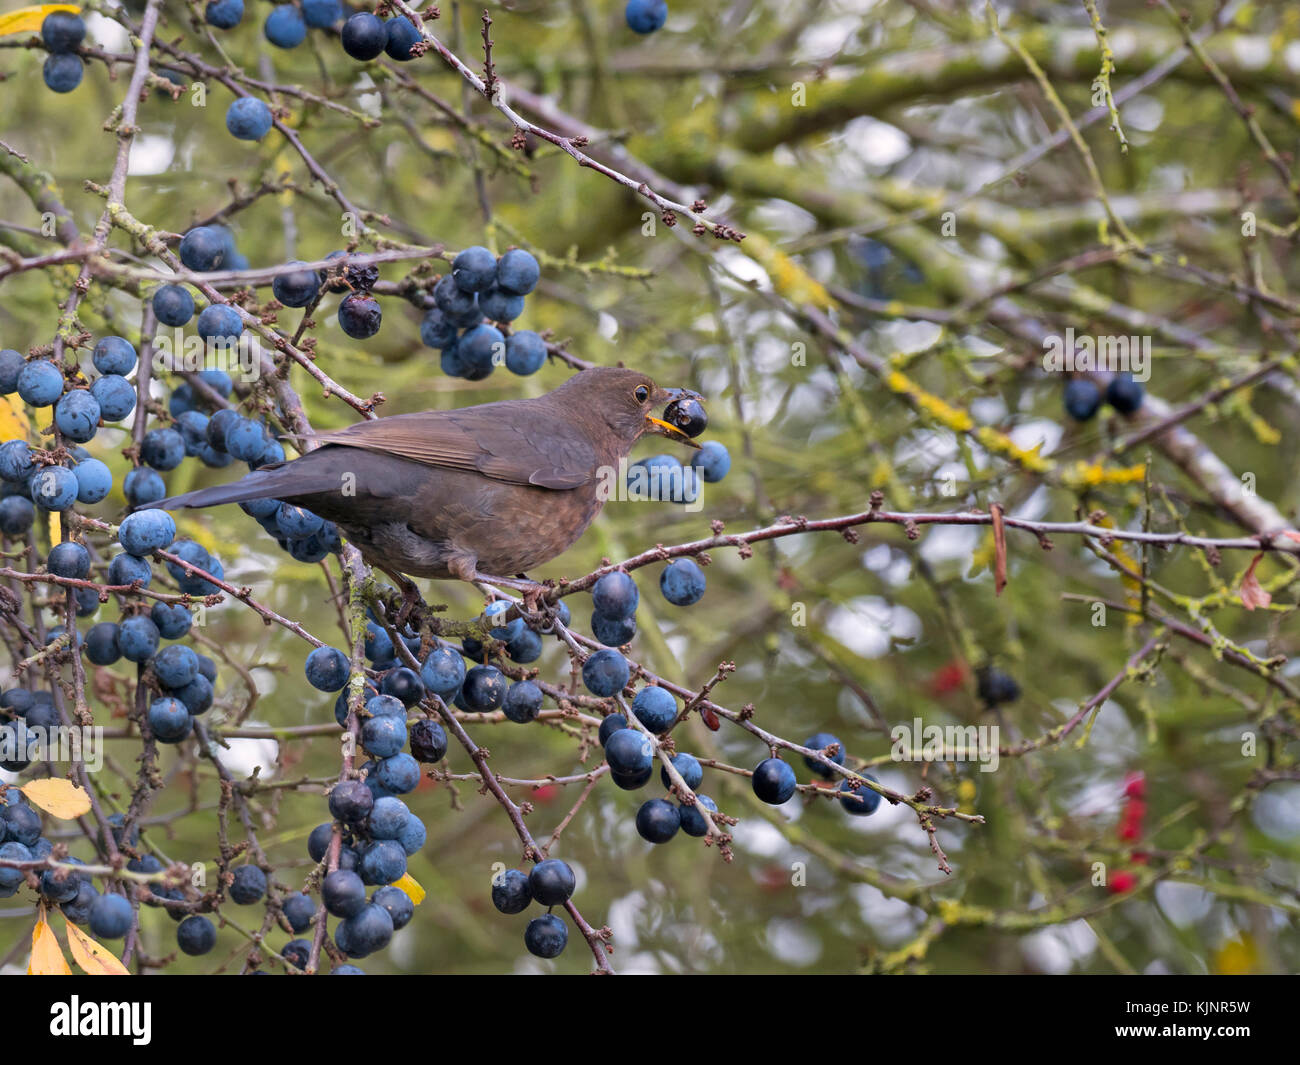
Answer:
[447,553,545,603]
[377,566,423,628]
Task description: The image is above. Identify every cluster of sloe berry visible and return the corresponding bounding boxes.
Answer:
[40,12,86,95]
[419,246,549,379]
[1063,372,1145,422]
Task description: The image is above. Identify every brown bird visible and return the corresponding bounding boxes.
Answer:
[155,367,702,590]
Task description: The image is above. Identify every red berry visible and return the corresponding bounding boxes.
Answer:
[1124,772,1146,800]
[1108,871,1137,894]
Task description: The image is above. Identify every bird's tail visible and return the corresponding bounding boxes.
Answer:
[151,456,342,512]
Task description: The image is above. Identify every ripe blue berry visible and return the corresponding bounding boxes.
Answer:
[107,552,152,588]
[433,275,481,326]
[397,814,426,856]
[372,884,414,929]
[337,902,393,957]
[0,496,35,535]
[273,261,322,307]
[505,330,547,376]
[478,286,525,323]
[118,508,176,555]
[452,246,498,294]
[361,712,407,760]
[631,685,676,733]
[625,0,668,33]
[92,336,137,376]
[838,772,881,816]
[802,732,845,778]
[660,559,705,606]
[604,727,652,777]
[322,869,367,917]
[329,780,374,825]
[205,0,244,29]
[91,374,135,422]
[341,13,387,60]
[305,646,350,692]
[117,616,161,663]
[678,794,717,837]
[976,666,1020,707]
[48,541,90,579]
[43,54,83,93]
[373,752,420,794]
[661,751,702,791]
[196,305,243,345]
[153,644,198,689]
[1064,378,1102,421]
[461,664,506,712]
[29,466,79,511]
[384,15,420,60]
[582,648,629,697]
[229,865,267,904]
[179,227,228,272]
[302,0,341,27]
[524,914,567,958]
[636,798,681,843]
[151,601,192,640]
[177,915,216,955]
[528,859,575,906]
[598,713,627,747]
[752,758,797,805]
[419,307,458,349]
[592,611,636,647]
[495,249,540,296]
[52,390,98,444]
[148,696,191,743]
[42,11,85,52]
[17,360,63,407]
[458,323,504,378]
[264,5,307,48]
[380,666,424,707]
[282,892,315,932]
[690,440,730,483]
[592,571,639,620]
[502,680,543,724]
[226,97,273,141]
[358,839,406,885]
[0,350,24,394]
[1106,372,1144,414]
[123,468,165,508]
[491,868,532,914]
[367,796,411,841]
[152,284,195,326]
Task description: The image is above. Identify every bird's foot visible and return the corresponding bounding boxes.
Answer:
[377,566,423,629]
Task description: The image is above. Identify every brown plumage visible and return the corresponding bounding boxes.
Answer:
[154,367,702,583]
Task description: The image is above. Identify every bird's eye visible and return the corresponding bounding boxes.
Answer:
[634,385,650,403]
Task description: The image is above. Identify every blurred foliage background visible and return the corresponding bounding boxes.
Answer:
[2,0,1300,974]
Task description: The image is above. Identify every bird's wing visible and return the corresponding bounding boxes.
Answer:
[311,406,599,490]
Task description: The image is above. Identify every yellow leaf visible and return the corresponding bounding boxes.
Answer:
[392,873,425,905]
[20,778,92,819]
[0,5,80,38]
[65,920,129,975]
[28,909,71,975]
[0,394,28,441]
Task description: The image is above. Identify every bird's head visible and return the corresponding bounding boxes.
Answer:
[564,366,704,449]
